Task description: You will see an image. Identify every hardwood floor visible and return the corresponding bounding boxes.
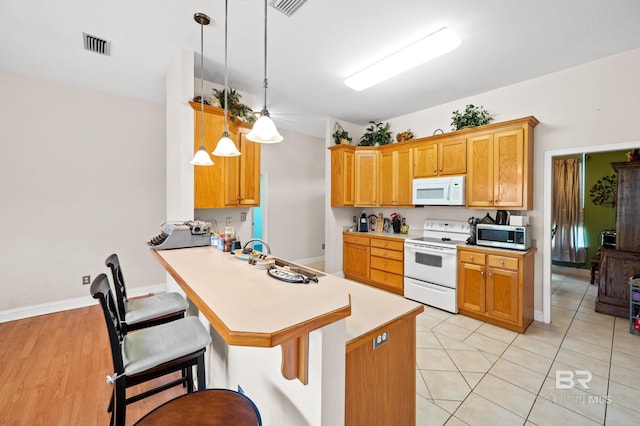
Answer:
[0,305,186,425]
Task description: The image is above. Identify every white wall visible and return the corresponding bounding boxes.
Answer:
[324,48,640,317]
[260,128,326,262]
[0,70,167,317]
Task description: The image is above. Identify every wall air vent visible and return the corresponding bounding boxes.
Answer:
[83,32,111,56]
[269,0,308,17]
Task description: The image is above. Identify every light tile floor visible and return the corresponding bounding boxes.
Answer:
[415,265,640,425]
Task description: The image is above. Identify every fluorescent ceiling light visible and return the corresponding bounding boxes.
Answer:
[344,27,461,91]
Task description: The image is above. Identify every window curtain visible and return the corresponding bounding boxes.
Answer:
[552,157,587,263]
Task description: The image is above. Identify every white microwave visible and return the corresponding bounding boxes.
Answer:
[412,176,465,206]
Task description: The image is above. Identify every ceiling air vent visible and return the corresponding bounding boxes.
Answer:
[269,0,308,17]
[83,32,111,56]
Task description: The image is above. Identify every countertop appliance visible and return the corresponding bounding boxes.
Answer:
[412,176,465,206]
[148,221,211,250]
[600,230,616,248]
[476,223,531,250]
[404,219,470,313]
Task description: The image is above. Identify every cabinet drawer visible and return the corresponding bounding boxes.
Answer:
[459,251,486,265]
[370,247,403,261]
[370,269,403,289]
[371,256,404,275]
[488,255,518,271]
[344,234,370,246]
[370,238,405,251]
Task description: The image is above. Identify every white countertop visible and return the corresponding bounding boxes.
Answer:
[152,246,422,347]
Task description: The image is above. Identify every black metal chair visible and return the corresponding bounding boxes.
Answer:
[134,388,262,426]
[91,273,211,426]
[105,253,188,332]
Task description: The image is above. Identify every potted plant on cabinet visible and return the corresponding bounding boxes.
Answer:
[451,104,492,131]
[212,87,256,124]
[359,121,393,146]
[332,122,353,145]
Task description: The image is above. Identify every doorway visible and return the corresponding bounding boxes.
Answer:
[542,141,639,324]
[252,173,268,252]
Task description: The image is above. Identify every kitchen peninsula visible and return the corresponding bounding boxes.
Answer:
[152,246,423,426]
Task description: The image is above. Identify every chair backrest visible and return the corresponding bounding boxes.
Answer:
[90,273,125,374]
[105,253,129,322]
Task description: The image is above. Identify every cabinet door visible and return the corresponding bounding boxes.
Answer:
[379,150,395,205]
[486,266,519,324]
[395,147,414,205]
[457,261,486,313]
[493,129,524,207]
[223,144,240,207]
[343,241,370,281]
[439,138,467,175]
[413,143,438,178]
[331,148,355,206]
[238,133,260,206]
[355,150,378,206]
[194,110,226,209]
[466,134,494,207]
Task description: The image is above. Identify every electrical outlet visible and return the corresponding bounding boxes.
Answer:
[372,330,389,349]
[240,212,247,222]
[82,275,91,285]
[322,243,325,249]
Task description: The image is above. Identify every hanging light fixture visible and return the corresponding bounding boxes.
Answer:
[246,0,283,143]
[190,13,214,166]
[212,0,241,156]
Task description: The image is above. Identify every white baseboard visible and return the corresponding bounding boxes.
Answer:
[292,255,325,265]
[534,309,547,323]
[0,283,166,323]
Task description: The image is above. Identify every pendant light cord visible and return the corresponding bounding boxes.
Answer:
[223,0,229,135]
[262,0,268,113]
[200,18,205,145]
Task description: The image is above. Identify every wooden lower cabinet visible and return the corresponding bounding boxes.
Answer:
[343,234,370,282]
[596,248,640,318]
[346,312,417,426]
[457,246,536,333]
[343,233,405,295]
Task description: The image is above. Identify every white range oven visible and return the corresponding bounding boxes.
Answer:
[404,219,470,313]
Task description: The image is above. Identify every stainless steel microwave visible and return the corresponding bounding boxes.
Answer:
[476,224,531,250]
[412,176,465,206]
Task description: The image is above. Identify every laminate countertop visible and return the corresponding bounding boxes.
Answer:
[152,246,423,348]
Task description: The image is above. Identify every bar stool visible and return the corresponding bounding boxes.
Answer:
[134,389,262,426]
[105,253,189,332]
[91,273,211,426]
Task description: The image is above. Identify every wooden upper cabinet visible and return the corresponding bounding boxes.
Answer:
[379,145,413,206]
[413,142,438,177]
[354,150,379,206]
[413,137,466,178]
[328,116,537,209]
[225,131,260,207]
[466,133,494,208]
[330,145,355,207]
[190,102,260,209]
[466,117,537,210]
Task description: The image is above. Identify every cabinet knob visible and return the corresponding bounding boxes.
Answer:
[470,256,474,260]
[481,271,484,276]
[439,168,443,172]
[500,260,504,265]
[489,272,493,277]
[433,169,437,173]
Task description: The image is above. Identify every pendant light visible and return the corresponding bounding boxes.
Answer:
[212,0,241,156]
[190,13,214,166]
[246,0,283,144]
